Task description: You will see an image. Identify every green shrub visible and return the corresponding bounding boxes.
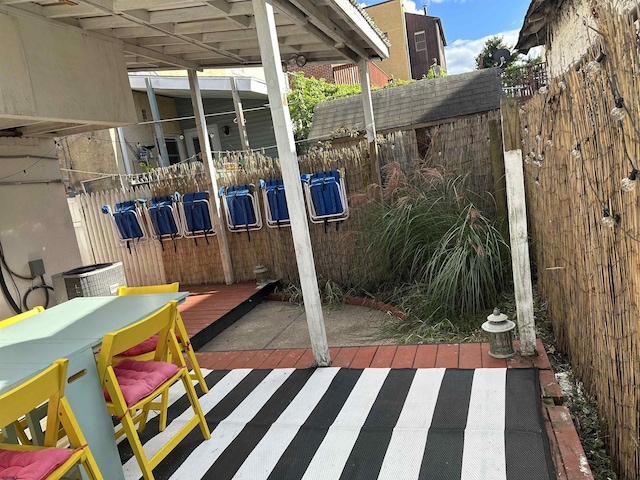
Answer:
[356,164,508,327]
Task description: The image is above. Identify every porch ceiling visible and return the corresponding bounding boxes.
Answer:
[4,0,389,70]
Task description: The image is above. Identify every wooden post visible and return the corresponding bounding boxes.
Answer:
[230,77,250,151]
[358,59,382,191]
[116,127,133,175]
[187,69,235,285]
[145,78,170,167]
[500,98,536,357]
[252,0,330,366]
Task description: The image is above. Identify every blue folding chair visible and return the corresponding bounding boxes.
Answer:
[301,169,349,230]
[144,194,183,251]
[178,192,216,245]
[102,200,148,253]
[259,179,290,228]
[219,184,262,239]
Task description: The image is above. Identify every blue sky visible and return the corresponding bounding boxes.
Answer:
[363,0,536,74]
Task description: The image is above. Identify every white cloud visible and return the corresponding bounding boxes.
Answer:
[444,29,542,75]
[402,0,421,14]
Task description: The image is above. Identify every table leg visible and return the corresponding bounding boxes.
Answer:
[64,347,125,480]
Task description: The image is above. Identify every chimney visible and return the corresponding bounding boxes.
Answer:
[423,5,427,15]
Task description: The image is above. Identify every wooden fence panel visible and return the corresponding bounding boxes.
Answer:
[78,186,166,287]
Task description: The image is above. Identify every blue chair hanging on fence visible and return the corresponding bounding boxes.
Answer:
[259,179,290,228]
[301,169,349,230]
[219,184,262,239]
[179,191,216,245]
[144,194,183,252]
[101,200,148,253]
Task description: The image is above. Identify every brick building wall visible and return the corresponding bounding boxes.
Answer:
[287,64,335,82]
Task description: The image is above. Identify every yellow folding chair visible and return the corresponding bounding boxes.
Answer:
[0,306,44,328]
[116,283,209,431]
[0,306,46,445]
[96,300,210,480]
[0,359,102,480]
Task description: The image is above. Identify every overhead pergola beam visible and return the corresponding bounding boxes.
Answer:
[124,43,200,69]
[282,0,369,59]
[270,0,359,62]
[328,0,388,58]
[76,0,248,63]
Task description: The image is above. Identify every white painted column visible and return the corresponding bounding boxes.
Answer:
[116,127,133,175]
[230,77,250,151]
[500,98,536,356]
[358,59,382,189]
[145,78,170,167]
[188,69,235,285]
[252,0,330,366]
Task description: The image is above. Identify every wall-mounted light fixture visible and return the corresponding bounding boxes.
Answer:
[288,53,306,67]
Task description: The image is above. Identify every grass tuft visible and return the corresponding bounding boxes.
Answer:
[354,164,509,339]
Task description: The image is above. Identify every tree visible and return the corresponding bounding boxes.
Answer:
[286,72,360,143]
[423,58,448,79]
[475,35,520,70]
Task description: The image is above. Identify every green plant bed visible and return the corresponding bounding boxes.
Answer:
[354,164,509,334]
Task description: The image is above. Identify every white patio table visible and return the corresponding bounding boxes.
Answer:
[0,292,189,480]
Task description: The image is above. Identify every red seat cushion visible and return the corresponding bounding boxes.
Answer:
[118,333,184,357]
[119,335,159,356]
[105,359,180,407]
[0,447,74,480]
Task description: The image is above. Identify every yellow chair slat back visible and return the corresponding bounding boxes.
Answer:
[0,306,44,328]
[117,283,179,296]
[0,359,63,428]
[0,358,104,479]
[96,301,179,381]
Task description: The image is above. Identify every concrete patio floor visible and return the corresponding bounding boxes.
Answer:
[200,301,396,351]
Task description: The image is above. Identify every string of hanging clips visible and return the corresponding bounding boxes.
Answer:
[521,32,640,244]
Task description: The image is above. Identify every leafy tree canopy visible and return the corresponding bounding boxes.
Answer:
[287,72,360,142]
[475,35,520,69]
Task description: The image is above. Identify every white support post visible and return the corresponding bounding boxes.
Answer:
[188,69,235,285]
[145,78,170,167]
[500,98,536,356]
[116,127,133,175]
[230,77,250,152]
[252,0,330,366]
[358,59,382,190]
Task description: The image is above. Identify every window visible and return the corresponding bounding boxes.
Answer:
[165,138,181,165]
[414,31,427,52]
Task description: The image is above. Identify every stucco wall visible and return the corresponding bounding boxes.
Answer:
[546,0,637,77]
[0,8,135,127]
[0,137,82,319]
[365,0,411,80]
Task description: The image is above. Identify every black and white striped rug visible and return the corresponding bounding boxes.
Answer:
[118,368,556,480]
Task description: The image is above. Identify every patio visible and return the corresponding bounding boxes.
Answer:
[163,282,593,480]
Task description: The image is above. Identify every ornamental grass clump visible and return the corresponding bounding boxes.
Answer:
[357,163,508,333]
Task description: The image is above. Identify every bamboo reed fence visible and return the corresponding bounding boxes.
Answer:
[417,110,502,217]
[521,6,640,477]
[75,112,498,288]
